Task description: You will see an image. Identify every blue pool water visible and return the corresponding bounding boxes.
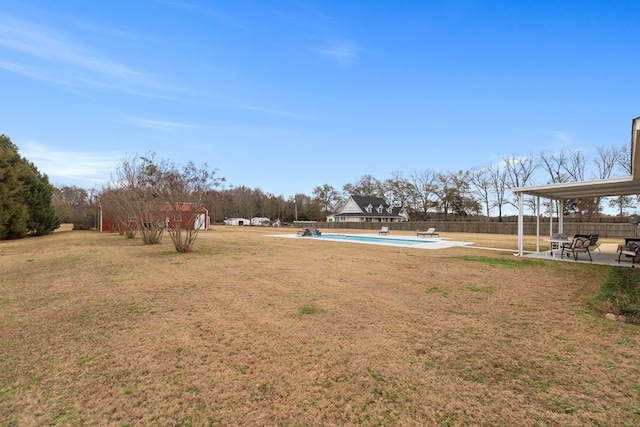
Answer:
[309,234,435,246]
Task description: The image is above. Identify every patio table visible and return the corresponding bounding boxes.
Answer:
[545,238,570,258]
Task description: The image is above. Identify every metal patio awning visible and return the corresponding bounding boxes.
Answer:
[513,116,640,256]
[513,176,640,200]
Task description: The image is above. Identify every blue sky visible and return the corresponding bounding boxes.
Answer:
[1,0,638,197]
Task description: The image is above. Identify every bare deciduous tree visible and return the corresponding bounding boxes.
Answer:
[342,174,385,199]
[609,195,636,217]
[102,154,222,252]
[407,169,438,220]
[99,188,138,238]
[153,159,222,252]
[594,145,622,180]
[607,144,637,217]
[564,149,598,219]
[383,171,413,210]
[435,170,479,218]
[102,155,166,244]
[487,163,508,221]
[503,153,538,213]
[618,143,632,175]
[469,167,492,218]
[312,184,342,215]
[539,149,572,184]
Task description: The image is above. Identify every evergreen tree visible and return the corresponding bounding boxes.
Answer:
[0,135,28,238]
[22,161,60,235]
[0,135,60,239]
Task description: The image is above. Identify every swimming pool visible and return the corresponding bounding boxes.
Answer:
[308,233,435,247]
[271,232,471,250]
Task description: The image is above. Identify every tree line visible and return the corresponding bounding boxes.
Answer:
[3,132,635,243]
[50,142,636,234]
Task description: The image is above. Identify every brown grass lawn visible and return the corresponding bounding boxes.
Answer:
[1,226,638,426]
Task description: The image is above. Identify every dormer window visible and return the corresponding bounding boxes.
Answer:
[365,204,373,213]
[377,205,383,213]
[386,206,393,214]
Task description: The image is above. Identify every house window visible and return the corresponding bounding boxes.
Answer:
[365,204,373,213]
[128,216,135,222]
[377,205,383,213]
[175,215,182,222]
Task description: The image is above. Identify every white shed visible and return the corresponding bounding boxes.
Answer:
[223,218,251,226]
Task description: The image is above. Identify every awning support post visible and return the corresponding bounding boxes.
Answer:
[549,199,553,237]
[536,196,540,253]
[517,192,524,256]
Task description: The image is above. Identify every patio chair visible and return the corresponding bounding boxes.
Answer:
[560,235,592,262]
[379,226,389,235]
[562,234,591,257]
[617,241,640,265]
[416,227,438,237]
[588,233,601,254]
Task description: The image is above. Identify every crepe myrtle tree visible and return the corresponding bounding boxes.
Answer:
[102,155,166,245]
[103,154,223,252]
[152,158,223,252]
[98,187,138,238]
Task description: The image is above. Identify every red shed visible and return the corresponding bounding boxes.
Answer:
[100,203,209,233]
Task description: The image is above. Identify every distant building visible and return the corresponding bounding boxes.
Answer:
[326,195,409,223]
[251,217,272,226]
[100,203,209,232]
[223,217,251,226]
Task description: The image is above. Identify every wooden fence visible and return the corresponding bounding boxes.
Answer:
[293,220,639,239]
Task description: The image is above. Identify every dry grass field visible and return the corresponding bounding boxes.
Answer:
[1,226,639,426]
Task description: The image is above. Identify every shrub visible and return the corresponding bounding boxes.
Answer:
[591,267,640,317]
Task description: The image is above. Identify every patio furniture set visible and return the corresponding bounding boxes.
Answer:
[546,233,640,264]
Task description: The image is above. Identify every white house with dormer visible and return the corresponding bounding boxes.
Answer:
[326,195,409,223]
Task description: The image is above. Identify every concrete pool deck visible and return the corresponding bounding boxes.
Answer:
[272,232,638,266]
[522,243,639,267]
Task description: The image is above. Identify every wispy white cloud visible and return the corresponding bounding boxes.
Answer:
[160,1,248,30]
[0,14,138,77]
[20,141,121,185]
[316,38,361,65]
[519,128,575,149]
[274,3,363,66]
[0,13,175,96]
[126,117,191,132]
[549,130,573,144]
[0,60,64,84]
[228,103,314,120]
